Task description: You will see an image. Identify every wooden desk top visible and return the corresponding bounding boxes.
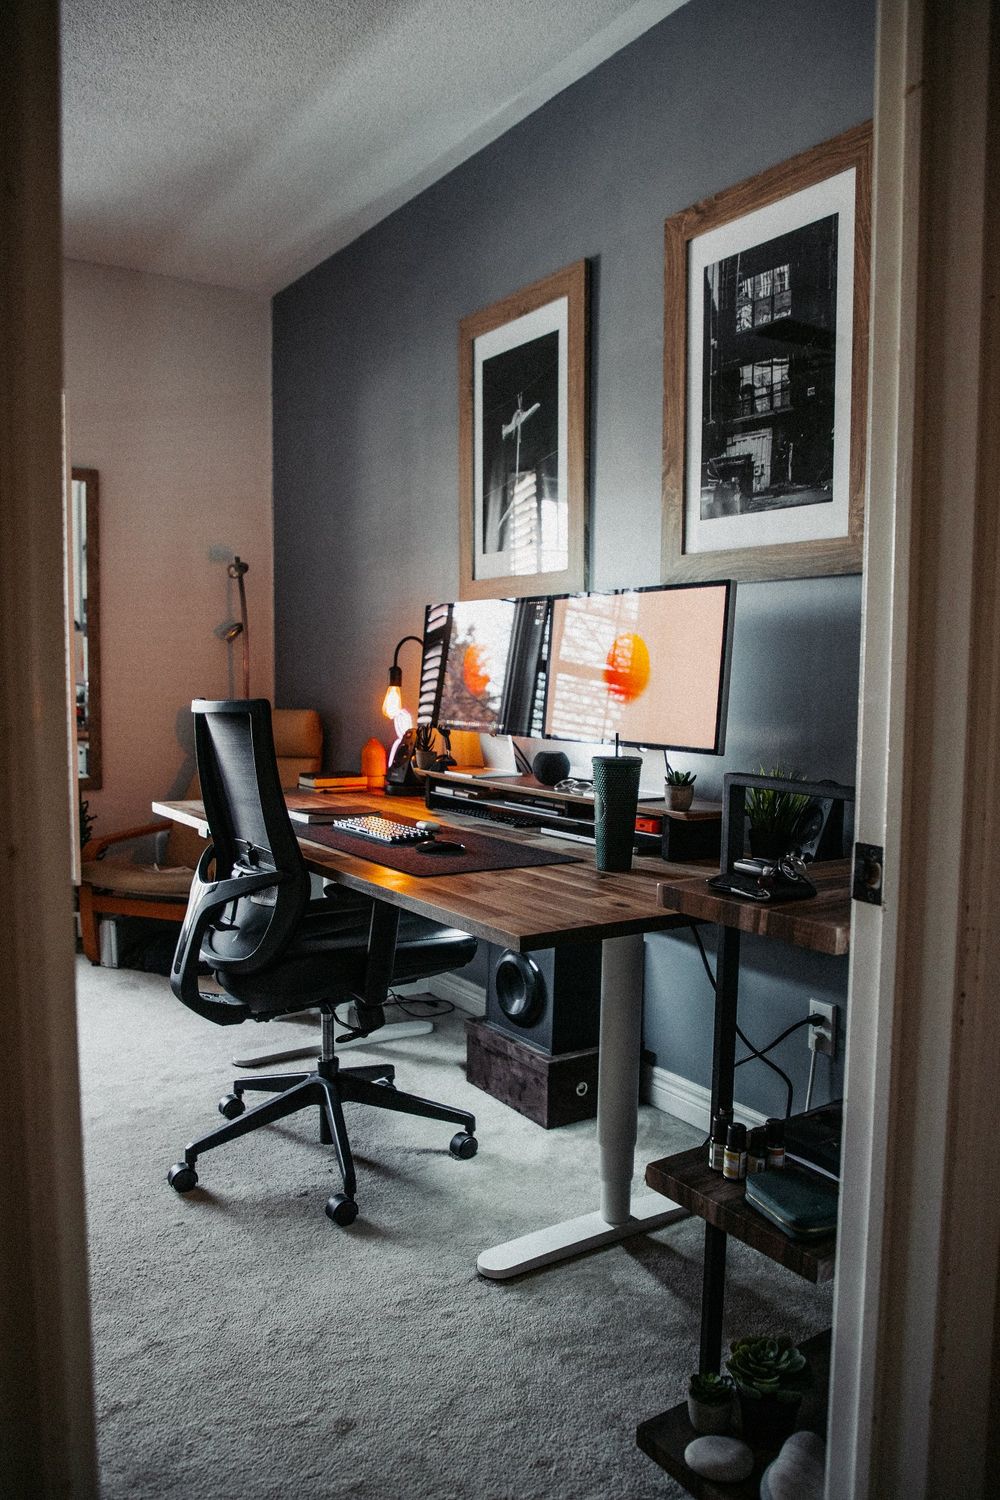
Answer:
[656,861,853,956]
[153,790,710,952]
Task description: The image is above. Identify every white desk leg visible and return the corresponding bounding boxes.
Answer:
[477,932,687,1280]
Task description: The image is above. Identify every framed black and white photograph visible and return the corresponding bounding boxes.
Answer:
[459,261,588,599]
[663,124,871,582]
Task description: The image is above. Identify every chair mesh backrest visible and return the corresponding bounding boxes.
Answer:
[192,699,310,969]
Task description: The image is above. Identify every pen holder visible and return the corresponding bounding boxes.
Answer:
[591,756,643,872]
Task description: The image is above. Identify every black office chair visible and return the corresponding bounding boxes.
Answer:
[166,698,478,1226]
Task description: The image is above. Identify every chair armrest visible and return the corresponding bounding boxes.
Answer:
[345,902,400,1037]
[82,822,170,862]
[169,847,291,1027]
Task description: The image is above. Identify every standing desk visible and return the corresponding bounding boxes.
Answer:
[153,789,705,1279]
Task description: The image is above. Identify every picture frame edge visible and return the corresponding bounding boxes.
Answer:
[661,120,873,585]
[458,258,589,601]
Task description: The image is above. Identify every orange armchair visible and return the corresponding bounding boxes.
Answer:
[78,707,323,964]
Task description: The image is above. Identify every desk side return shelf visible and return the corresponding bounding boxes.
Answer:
[638,774,854,1494]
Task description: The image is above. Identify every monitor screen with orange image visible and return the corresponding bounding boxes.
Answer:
[543,581,735,753]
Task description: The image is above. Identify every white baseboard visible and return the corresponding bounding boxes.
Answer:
[396,971,486,1018]
[641,1061,768,1133]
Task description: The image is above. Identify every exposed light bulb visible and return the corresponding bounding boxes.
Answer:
[382,683,403,718]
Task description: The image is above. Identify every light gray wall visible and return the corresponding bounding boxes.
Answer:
[64,260,274,832]
[273,0,875,1116]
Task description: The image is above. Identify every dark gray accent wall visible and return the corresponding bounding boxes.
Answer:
[273,0,875,1117]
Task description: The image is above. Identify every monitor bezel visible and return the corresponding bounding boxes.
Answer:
[540,578,736,756]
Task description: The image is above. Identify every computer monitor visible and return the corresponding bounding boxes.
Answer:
[543,581,735,754]
[418,597,549,736]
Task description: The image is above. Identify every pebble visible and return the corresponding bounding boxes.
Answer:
[683,1434,754,1482]
[760,1430,825,1500]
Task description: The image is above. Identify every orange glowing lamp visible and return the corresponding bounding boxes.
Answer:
[381,634,423,719]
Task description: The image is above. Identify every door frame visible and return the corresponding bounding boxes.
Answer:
[828,0,1000,1494]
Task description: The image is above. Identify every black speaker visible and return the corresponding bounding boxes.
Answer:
[485,941,601,1055]
[531,750,570,787]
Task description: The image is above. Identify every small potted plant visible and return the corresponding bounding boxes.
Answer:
[745,767,813,861]
[687,1371,734,1434]
[412,724,439,771]
[665,764,697,812]
[726,1335,811,1447]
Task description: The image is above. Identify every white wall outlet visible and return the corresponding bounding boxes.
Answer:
[807,1000,837,1057]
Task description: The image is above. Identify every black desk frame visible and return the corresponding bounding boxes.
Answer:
[701,773,855,1371]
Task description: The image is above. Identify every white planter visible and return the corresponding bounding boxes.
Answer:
[687,1393,733,1435]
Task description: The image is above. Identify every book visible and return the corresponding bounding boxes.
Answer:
[288,807,350,824]
[298,773,367,790]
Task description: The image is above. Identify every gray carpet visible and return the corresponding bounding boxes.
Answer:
[77,958,833,1499]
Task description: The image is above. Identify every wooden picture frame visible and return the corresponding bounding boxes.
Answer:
[459,260,588,599]
[662,122,871,583]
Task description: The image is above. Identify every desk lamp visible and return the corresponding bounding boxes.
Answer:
[382,635,424,794]
[381,634,423,719]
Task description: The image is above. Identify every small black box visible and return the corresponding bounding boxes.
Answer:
[465,1018,598,1128]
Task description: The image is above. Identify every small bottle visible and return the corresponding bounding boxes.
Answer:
[709,1111,731,1172]
[747,1125,768,1174]
[361,737,388,791]
[723,1122,747,1181]
[766,1117,786,1169]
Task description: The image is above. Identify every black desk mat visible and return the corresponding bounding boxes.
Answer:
[297,812,580,878]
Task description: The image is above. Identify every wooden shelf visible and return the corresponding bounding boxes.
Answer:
[657,861,852,956]
[645,1148,836,1283]
[636,1330,831,1498]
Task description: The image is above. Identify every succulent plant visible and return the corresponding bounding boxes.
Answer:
[745,767,813,840]
[413,724,437,753]
[688,1371,734,1405]
[665,766,697,786]
[726,1336,811,1403]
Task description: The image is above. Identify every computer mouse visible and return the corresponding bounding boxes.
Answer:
[416,839,465,855]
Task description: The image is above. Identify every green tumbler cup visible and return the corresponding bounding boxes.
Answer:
[591,755,643,872]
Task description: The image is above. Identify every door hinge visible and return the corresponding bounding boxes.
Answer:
[852,842,884,905]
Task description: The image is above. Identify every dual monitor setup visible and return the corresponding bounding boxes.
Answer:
[415,579,737,763]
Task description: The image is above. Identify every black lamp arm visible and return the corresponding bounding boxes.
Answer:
[387,634,424,686]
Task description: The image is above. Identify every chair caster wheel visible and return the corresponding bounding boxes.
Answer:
[449,1132,478,1160]
[325,1193,359,1227]
[167,1162,198,1193]
[218,1092,245,1119]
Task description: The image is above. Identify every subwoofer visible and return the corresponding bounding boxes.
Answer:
[485,941,601,1055]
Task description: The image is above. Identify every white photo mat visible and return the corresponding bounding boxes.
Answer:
[684,168,856,556]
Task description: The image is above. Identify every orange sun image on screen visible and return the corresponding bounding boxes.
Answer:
[604,632,651,703]
[463,643,493,698]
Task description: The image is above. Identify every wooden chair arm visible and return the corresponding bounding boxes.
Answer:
[82,822,170,861]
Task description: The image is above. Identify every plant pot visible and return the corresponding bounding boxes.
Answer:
[736,1391,802,1448]
[413,750,437,770]
[687,1393,733,1435]
[666,781,695,812]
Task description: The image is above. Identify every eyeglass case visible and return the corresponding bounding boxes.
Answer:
[745,1167,839,1241]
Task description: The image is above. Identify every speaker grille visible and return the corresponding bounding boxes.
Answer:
[494,951,546,1026]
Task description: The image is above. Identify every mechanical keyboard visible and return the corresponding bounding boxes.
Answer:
[330,815,427,845]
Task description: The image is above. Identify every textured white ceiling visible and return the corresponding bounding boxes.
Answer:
[61,0,686,294]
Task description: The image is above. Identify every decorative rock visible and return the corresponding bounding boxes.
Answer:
[683,1434,754,1483]
[760,1430,825,1500]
